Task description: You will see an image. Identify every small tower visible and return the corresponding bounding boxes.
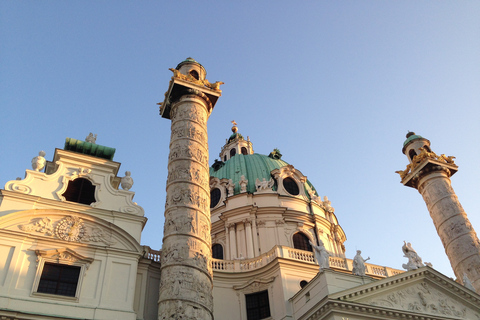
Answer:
[219,121,254,162]
[398,132,480,292]
[158,58,222,319]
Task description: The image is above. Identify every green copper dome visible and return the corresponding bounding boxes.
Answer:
[403,133,424,147]
[210,153,317,198]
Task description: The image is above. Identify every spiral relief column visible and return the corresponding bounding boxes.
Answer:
[398,132,480,292]
[158,58,222,319]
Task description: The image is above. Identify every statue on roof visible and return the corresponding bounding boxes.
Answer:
[85,133,97,144]
[255,178,274,191]
[268,148,282,160]
[239,175,248,193]
[402,241,426,271]
[309,239,330,270]
[31,151,46,172]
[352,250,370,276]
[226,179,235,196]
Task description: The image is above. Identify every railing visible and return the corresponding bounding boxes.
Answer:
[143,245,403,278]
[143,246,161,262]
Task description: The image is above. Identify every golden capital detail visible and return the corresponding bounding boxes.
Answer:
[396,147,457,184]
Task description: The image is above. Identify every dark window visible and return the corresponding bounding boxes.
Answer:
[37,263,81,297]
[224,155,227,162]
[63,178,96,205]
[230,148,236,157]
[212,244,224,260]
[300,280,308,289]
[409,149,417,161]
[246,290,271,320]
[210,188,221,208]
[189,70,199,80]
[293,233,312,252]
[424,146,431,152]
[241,147,248,155]
[283,177,299,195]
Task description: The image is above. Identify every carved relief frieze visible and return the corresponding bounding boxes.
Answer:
[170,104,207,124]
[168,142,208,166]
[164,210,197,236]
[19,215,116,246]
[167,164,208,189]
[364,282,478,318]
[166,187,208,211]
[171,123,208,145]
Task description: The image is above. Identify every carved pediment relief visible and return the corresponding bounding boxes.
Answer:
[233,277,275,294]
[34,248,94,266]
[0,209,142,252]
[332,268,480,319]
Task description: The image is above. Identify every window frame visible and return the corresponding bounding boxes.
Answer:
[245,290,271,320]
[31,248,93,301]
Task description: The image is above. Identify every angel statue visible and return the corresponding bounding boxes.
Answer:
[402,241,425,271]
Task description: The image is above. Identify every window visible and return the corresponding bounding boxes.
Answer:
[230,148,236,157]
[409,149,417,161]
[37,263,81,297]
[293,233,312,252]
[212,243,224,260]
[241,147,248,155]
[210,188,221,208]
[246,290,271,320]
[63,178,96,205]
[283,177,299,195]
[189,70,199,80]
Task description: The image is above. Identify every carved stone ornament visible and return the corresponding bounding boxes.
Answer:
[34,248,94,268]
[85,132,97,143]
[239,175,248,193]
[120,171,134,191]
[255,177,274,192]
[233,277,275,294]
[364,281,479,319]
[226,179,235,196]
[31,150,46,171]
[19,215,116,246]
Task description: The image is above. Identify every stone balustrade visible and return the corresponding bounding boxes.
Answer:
[144,245,403,278]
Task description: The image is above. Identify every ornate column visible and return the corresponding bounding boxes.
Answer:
[228,223,237,259]
[244,219,254,258]
[159,58,222,319]
[399,133,480,292]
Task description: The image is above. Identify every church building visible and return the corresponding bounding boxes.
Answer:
[0,58,479,320]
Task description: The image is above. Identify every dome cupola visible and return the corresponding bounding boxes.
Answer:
[219,121,254,161]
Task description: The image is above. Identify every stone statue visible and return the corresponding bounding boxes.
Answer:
[322,196,334,213]
[226,179,235,196]
[255,177,274,191]
[85,132,97,144]
[31,151,46,172]
[352,250,370,276]
[239,175,248,193]
[462,273,476,292]
[309,239,330,270]
[402,241,425,271]
[121,171,134,191]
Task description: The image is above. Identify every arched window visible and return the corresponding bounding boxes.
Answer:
[409,149,417,161]
[212,244,224,260]
[293,233,312,252]
[230,148,236,157]
[210,188,221,208]
[63,178,96,205]
[283,177,299,195]
[241,147,248,155]
[189,70,199,80]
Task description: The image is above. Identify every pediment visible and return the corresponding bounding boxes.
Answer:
[0,209,142,253]
[330,267,480,319]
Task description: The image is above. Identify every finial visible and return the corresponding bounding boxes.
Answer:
[406,131,415,139]
[231,120,238,133]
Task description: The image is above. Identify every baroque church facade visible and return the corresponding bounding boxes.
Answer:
[0,58,479,320]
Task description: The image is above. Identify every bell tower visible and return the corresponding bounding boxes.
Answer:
[398,132,480,292]
[158,58,222,319]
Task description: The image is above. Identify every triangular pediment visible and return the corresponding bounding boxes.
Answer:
[330,267,480,319]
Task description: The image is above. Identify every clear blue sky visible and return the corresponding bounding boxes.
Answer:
[1,2,479,279]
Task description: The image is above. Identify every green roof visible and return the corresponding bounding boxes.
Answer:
[403,134,424,147]
[64,138,116,160]
[210,153,317,198]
